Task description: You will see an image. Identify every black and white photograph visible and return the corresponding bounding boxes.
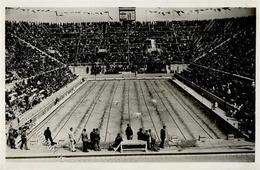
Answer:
[1,0,259,169]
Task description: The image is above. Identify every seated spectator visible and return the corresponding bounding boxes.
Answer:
[112,133,123,152]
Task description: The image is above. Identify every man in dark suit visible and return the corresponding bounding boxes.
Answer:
[20,127,29,150]
[44,127,56,146]
[125,124,133,140]
[160,125,166,148]
[90,128,95,150]
[94,128,101,151]
[81,129,89,152]
[137,128,145,140]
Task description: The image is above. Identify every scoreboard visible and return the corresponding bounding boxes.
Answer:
[119,7,136,21]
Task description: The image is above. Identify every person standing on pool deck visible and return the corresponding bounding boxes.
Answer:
[44,127,56,146]
[68,127,76,152]
[20,127,29,150]
[81,129,89,152]
[90,128,95,150]
[160,125,166,148]
[145,130,151,149]
[8,125,17,149]
[125,124,133,140]
[137,128,144,140]
[94,128,101,151]
[149,129,156,151]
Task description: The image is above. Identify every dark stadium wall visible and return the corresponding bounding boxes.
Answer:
[6,7,255,23]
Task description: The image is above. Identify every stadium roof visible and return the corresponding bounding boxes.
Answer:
[6,7,255,23]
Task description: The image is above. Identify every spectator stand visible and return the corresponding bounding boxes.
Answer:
[5,74,81,131]
[171,78,249,139]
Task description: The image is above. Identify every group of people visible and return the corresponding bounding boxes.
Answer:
[178,16,255,139]
[5,33,62,84]
[5,67,78,125]
[67,127,101,152]
[7,120,34,150]
[137,125,167,151]
[7,118,170,152]
[64,124,167,153]
[7,123,57,150]
[5,15,255,150]
[6,16,255,76]
[181,63,255,138]
[110,124,167,152]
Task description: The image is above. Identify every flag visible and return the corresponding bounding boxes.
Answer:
[108,13,113,20]
[176,11,181,16]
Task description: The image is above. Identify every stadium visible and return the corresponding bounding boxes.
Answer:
[5,7,256,162]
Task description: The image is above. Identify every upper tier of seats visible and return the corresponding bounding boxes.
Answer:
[6,16,255,79]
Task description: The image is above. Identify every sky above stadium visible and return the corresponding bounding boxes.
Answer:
[6,7,255,23]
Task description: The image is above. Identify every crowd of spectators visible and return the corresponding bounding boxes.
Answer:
[178,17,255,139]
[5,33,62,84]
[6,67,77,122]
[6,16,255,75]
[180,66,255,139]
[7,17,255,74]
[6,16,255,139]
[6,22,78,124]
[194,17,255,79]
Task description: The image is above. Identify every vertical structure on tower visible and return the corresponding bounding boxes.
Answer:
[119,7,136,69]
